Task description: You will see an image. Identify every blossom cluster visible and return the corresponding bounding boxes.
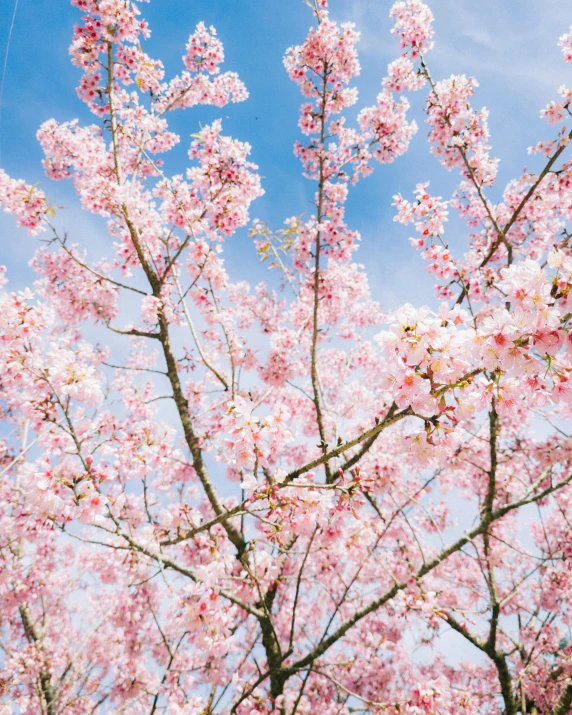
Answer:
[0,169,48,234]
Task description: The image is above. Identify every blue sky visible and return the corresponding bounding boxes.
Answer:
[0,0,571,308]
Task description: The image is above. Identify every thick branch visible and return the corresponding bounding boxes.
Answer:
[311,61,332,484]
[19,604,57,715]
[551,680,572,715]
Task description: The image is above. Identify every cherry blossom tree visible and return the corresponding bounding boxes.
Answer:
[2,0,572,712]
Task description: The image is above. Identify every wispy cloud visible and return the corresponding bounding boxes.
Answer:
[339,0,570,99]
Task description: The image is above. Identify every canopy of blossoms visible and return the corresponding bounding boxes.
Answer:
[1,0,572,713]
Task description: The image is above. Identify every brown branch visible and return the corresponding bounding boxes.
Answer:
[18,604,57,715]
[282,404,412,485]
[311,60,332,484]
[551,680,572,715]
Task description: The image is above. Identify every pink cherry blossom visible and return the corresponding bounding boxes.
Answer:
[1,0,572,712]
